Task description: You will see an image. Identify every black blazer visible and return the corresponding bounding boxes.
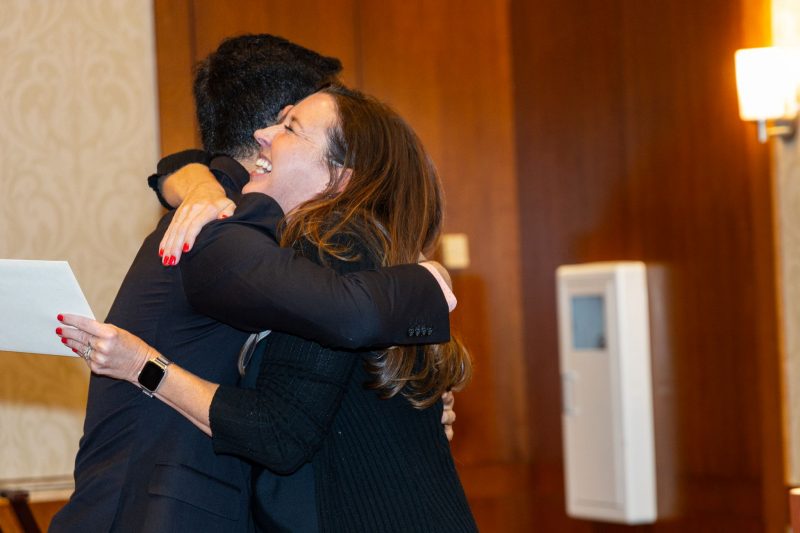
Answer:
[50,157,449,533]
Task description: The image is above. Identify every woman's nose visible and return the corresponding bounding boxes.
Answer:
[253,124,282,147]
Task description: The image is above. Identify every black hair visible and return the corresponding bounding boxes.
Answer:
[193,34,342,159]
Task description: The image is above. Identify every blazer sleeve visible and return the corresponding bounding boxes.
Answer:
[179,194,450,349]
[209,333,358,474]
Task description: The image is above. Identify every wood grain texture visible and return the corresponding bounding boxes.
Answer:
[154,0,199,154]
[512,0,784,530]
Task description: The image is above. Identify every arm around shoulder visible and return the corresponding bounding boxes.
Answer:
[181,219,450,349]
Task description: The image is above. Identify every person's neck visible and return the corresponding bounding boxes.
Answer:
[236,154,257,173]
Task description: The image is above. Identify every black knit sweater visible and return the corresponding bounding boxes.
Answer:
[209,239,477,532]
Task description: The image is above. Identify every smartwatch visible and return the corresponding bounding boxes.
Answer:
[137,355,171,397]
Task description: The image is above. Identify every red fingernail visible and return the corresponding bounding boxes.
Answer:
[221,214,229,219]
[57,314,64,321]
[159,248,164,257]
[183,243,190,252]
[56,327,63,335]
[61,337,67,344]
[169,256,177,266]
[72,348,79,354]
[162,256,169,266]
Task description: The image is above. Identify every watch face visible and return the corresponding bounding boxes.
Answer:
[138,360,165,391]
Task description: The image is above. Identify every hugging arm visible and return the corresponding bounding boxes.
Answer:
[210,334,358,473]
[150,153,453,349]
[148,152,243,262]
[56,314,353,466]
[147,150,220,209]
[180,198,450,349]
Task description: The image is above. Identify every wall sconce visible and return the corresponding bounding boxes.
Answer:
[734,47,799,143]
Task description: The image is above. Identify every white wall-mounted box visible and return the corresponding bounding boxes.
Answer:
[556,261,656,524]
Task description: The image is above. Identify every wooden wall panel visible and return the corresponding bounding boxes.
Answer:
[737,1,786,529]
[357,0,528,466]
[154,0,199,155]
[512,0,784,530]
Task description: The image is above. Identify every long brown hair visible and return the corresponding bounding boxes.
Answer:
[280,85,471,408]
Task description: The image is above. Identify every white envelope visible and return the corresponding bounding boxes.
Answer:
[0,260,95,357]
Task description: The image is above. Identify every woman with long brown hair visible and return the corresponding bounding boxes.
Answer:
[59,85,476,532]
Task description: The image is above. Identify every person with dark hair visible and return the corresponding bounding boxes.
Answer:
[50,35,454,533]
[150,33,341,218]
[194,33,342,160]
[60,85,477,532]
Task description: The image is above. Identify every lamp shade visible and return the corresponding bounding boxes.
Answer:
[734,47,799,121]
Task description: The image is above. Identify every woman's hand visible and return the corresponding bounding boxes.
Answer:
[441,391,456,441]
[159,164,236,266]
[56,314,157,384]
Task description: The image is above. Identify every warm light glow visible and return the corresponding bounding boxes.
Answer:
[734,47,799,121]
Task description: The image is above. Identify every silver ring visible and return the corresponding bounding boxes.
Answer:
[82,344,94,361]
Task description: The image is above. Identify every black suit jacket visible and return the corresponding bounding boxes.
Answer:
[50,156,449,532]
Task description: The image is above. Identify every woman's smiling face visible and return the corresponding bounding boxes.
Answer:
[244,92,338,214]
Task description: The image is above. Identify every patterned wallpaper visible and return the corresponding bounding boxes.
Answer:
[773,0,800,485]
[0,0,160,485]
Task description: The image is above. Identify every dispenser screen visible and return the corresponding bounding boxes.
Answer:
[571,295,606,350]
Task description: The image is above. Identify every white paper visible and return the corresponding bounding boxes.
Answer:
[0,260,95,357]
